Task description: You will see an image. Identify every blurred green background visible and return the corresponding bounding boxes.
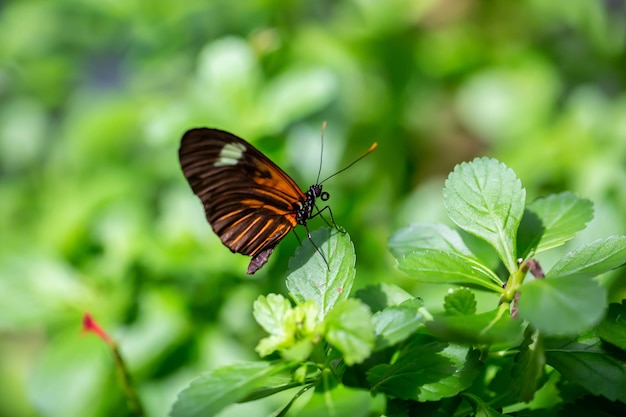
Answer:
[1,1,625,416]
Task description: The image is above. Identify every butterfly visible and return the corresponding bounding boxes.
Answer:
[179,127,377,274]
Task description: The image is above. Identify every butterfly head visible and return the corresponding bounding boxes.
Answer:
[294,184,328,225]
[307,184,329,201]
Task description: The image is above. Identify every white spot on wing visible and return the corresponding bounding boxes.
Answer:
[215,142,246,167]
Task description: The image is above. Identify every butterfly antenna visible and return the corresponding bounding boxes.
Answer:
[320,142,378,184]
[315,121,327,184]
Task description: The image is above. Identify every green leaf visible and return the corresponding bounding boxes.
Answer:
[240,374,299,402]
[597,301,626,350]
[296,370,386,417]
[367,335,481,401]
[170,361,291,417]
[443,287,477,316]
[252,293,292,335]
[372,298,426,351]
[287,228,356,320]
[461,231,504,273]
[426,304,524,345]
[517,276,607,336]
[517,192,594,257]
[464,393,510,417]
[397,249,503,292]
[510,328,545,402]
[545,337,626,403]
[324,299,374,365]
[279,337,316,362]
[355,283,414,313]
[443,157,526,274]
[388,223,475,258]
[254,297,319,359]
[517,236,626,336]
[418,345,482,402]
[545,235,626,280]
[367,336,452,400]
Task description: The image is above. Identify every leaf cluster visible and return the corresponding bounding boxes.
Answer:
[171,158,626,416]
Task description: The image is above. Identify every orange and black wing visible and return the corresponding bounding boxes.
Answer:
[179,128,306,274]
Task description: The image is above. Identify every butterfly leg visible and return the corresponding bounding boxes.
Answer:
[292,229,303,245]
[302,222,330,271]
[311,205,346,234]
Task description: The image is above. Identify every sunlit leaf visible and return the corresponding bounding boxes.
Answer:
[287,228,356,320]
[355,283,414,313]
[545,235,626,280]
[517,236,626,336]
[517,192,593,257]
[517,276,607,336]
[170,362,291,417]
[397,249,503,292]
[239,374,297,402]
[252,293,292,335]
[372,298,425,351]
[418,345,482,402]
[254,297,318,359]
[388,223,474,258]
[324,299,374,365]
[426,305,524,345]
[296,370,385,417]
[443,158,525,273]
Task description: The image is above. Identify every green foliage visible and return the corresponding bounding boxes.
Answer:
[517,275,606,336]
[297,370,386,417]
[544,337,626,403]
[396,248,503,292]
[517,192,594,257]
[443,157,526,274]
[324,298,374,365]
[170,158,626,416]
[170,362,292,417]
[596,301,626,350]
[286,228,356,320]
[371,298,425,351]
[367,335,481,402]
[444,287,477,316]
[172,230,379,415]
[426,304,524,346]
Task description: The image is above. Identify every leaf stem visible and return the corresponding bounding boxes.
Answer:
[418,307,434,321]
[500,258,528,304]
[275,383,315,417]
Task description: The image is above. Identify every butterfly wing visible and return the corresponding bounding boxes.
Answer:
[179,128,306,273]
